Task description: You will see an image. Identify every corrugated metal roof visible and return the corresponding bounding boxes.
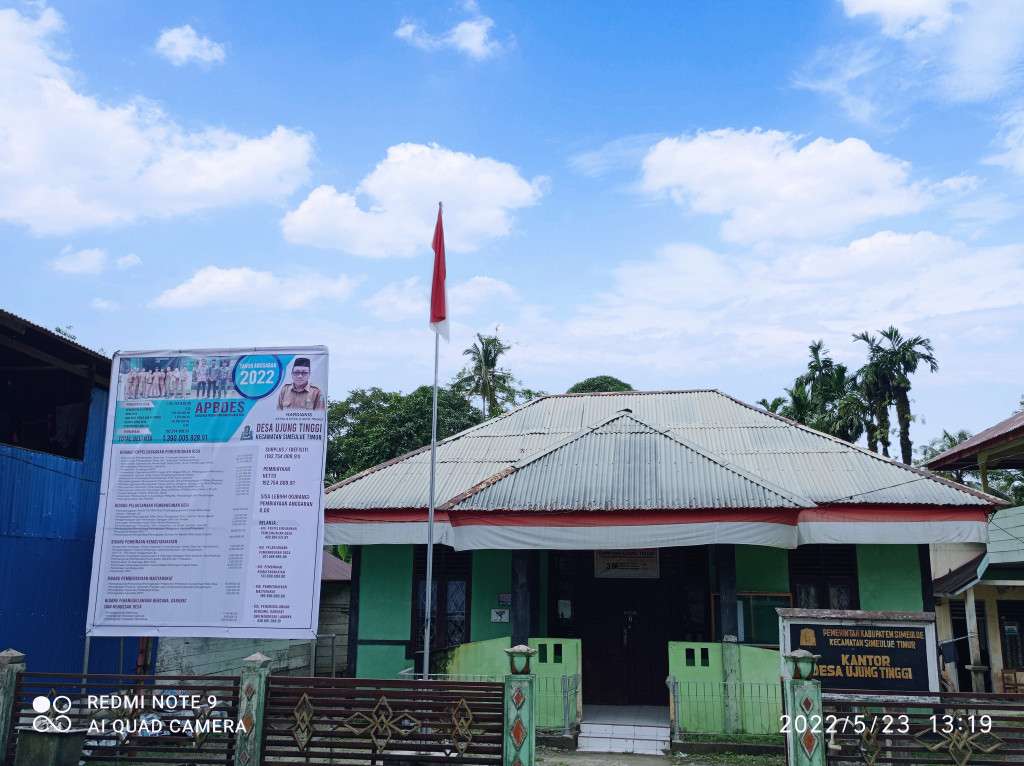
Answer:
[0,308,110,368]
[325,391,994,512]
[932,553,987,597]
[924,410,1024,471]
[442,412,813,512]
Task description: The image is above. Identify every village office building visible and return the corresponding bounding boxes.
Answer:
[324,391,998,705]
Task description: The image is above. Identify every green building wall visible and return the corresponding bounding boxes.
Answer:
[857,544,923,612]
[355,544,414,677]
[471,550,513,641]
[736,545,789,592]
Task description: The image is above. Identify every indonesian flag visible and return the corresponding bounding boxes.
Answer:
[429,203,449,342]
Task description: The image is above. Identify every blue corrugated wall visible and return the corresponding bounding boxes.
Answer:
[0,386,142,672]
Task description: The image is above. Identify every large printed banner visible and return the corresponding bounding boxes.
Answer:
[86,347,328,638]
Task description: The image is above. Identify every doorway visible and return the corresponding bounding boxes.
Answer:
[550,548,707,706]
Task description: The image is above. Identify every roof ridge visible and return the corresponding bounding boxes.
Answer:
[546,389,720,398]
[439,408,817,511]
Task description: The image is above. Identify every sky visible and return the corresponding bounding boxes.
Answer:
[2,0,1024,455]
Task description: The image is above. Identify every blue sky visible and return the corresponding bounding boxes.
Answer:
[2,0,1023,454]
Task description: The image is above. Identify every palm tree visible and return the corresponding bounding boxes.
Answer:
[813,364,866,444]
[453,332,515,419]
[853,331,893,457]
[918,429,974,484]
[757,396,787,414]
[780,380,815,424]
[854,327,938,464]
[799,340,835,402]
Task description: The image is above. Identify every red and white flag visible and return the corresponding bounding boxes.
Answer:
[429,203,449,342]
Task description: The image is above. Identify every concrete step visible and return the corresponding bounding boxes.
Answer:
[578,722,670,754]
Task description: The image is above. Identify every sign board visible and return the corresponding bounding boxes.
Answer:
[778,608,938,692]
[491,608,510,623]
[594,549,659,578]
[86,347,328,639]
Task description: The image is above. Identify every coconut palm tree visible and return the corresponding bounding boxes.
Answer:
[780,380,815,424]
[880,326,938,464]
[452,332,515,419]
[757,396,787,414]
[854,327,938,464]
[813,364,867,444]
[853,331,893,457]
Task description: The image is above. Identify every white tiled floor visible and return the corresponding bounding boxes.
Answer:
[582,706,671,726]
[578,706,671,754]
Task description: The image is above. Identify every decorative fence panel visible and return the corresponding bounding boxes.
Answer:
[398,669,581,735]
[821,688,1024,765]
[262,676,505,764]
[3,671,240,766]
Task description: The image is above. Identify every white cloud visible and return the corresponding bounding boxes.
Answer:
[151,266,360,309]
[792,44,893,125]
[155,25,226,67]
[985,109,1024,176]
[116,253,141,269]
[569,134,666,177]
[363,278,425,321]
[50,247,141,274]
[449,276,518,313]
[282,143,546,256]
[495,230,1024,386]
[640,128,929,242]
[395,1,506,60]
[843,0,1024,101]
[51,247,107,274]
[363,274,518,322]
[843,0,956,39]
[0,7,312,235]
[90,297,117,310]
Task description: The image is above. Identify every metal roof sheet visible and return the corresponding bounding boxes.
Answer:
[444,412,813,512]
[324,391,995,511]
[924,410,1024,471]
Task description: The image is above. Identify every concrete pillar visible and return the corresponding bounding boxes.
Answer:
[512,551,530,647]
[234,653,271,766]
[918,544,935,612]
[0,649,27,760]
[781,658,825,766]
[964,588,986,693]
[716,545,741,733]
[504,674,536,766]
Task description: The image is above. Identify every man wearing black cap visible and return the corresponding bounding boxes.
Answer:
[277,357,325,410]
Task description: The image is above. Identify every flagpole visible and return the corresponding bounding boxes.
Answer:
[424,330,439,679]
[424,201,445,679]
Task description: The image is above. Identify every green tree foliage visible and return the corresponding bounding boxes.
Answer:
[452,332,516,418]
[917,429,974,484]
[756,396,786,414]
[855,327,937,464]
[762,331,937,461]
[325,386,482,485]
[565,375,633,394]
[452,331,545,417]
[760,340,866,444]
